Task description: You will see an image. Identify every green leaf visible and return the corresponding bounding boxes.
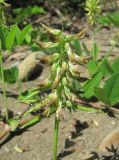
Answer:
[25,34,31,44]
[94,87,110,105]
[13,6,45,23]
[18,89,40,104]
[82,71,103,98]
[70,79,81,92]
[104,73,119,105]
[5,25,17,50]
[98,15,111,26]
[98,11,119,27]
[111,57,119,73]
[100,58,114,77]
[0,25,8,49]
[87,59,97,75]
[73,39,81,55]
[20,116,42,129]
[0,66,19,84]
[17,24,32,45]
[75,105,104,113]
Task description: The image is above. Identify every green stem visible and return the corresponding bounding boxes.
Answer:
[52,116,60,160]
[0,52,8,121]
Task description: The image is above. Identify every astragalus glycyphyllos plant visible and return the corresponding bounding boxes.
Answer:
[20,24,95,160]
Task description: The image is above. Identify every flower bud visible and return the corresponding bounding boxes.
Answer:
[74,29,86,39]
[62,62,68,71]
[62,77,67,86]
[66,100,73,108]
[74,54,90,64]
[35,41,58,49]
[65,43,75,61]
[41,23,61,36]
[53,53,60,62]
[65,29,86,42]
[64,86,72,100]
[56,101,64,121]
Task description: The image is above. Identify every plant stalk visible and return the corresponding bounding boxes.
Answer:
[0,52,8,121]
[52,115,60,160]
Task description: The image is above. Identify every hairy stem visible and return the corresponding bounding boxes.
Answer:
[52,116,60,160]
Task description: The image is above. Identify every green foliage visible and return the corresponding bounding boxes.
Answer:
[0,66,19,84]
[87,59,97,75]
[0,24,32,50]
[0,23,33,129]
[95,73,119,106]
[16,24,32,45]
[18,89,40,104]
[13,5,45,23]
[5,25,17,50]
[103,73,119,105]
[72,39,82,55]
[98,11,119,26]
[82,71,103,99]
[111,57,119,73]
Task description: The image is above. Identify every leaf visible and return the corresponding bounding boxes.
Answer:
[17,24,32,45]
[13,6,45,23]
[111,57,119,73]
[70,79,81,92]
[98,11,119,27]
[82,71,103,98]
[87,59,98,75]
[18,89,40,104]
[25,34,31,44]
[0,25,8,49]
[94,87,110,105]
[100,58,114,77]
[95,73,119,106]
[20,116,42,129]
[98,15,111,26]
[104,73,119,105]
[73,39,81,55]
[5,25,17,50]
[75,105,103,113]
[0,66,19,84]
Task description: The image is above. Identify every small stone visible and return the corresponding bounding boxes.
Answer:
[92,119,99,126]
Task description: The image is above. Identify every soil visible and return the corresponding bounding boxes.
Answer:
[1,6,119,160]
